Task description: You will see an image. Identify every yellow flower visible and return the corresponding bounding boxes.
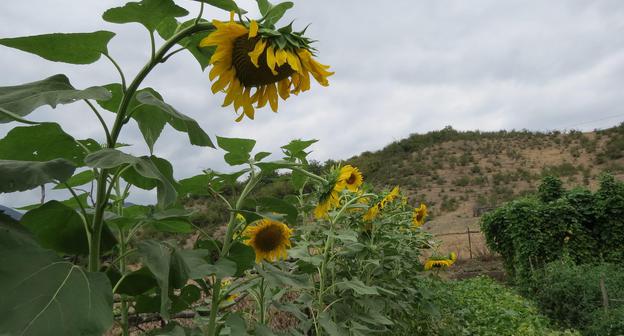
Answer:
[412,203,427,228]
[199,12,334,122]
[424,259,452,270]
[380,186,400,209]
[424,252,457,270]
[243,219,293,263]
[314,169,347,219]
[339,165,363,192]
[363,204,380,221]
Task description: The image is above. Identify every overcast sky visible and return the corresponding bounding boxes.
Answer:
[1,0,624,207]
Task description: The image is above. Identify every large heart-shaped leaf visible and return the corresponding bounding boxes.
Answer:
[0,159,75,193]
[0,74,111,123]
[136,90,214,148]
[103,0,189,32]
[20,200,117,255]
[85,149,177,208]
[0,31,115,64]
[0,123,90,165]
[0,223,113,336]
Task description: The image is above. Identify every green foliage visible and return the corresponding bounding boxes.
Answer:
[0,159,76,193]
[413,276,579,336]
[102,0,188,32]
[530,262,624,335]
[482,174,624,283]
[0,31,115,64]
[0,223,113,336]
[0,74,111,123]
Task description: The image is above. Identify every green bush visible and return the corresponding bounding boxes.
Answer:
[481,174,624,283]
[413,276,579,336]
[530,262,624,335]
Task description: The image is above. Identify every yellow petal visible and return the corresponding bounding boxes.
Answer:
[256,85,268,108]
[247,39,266,68]
[248,20,258,38]
[266,46,278,75]
[211,69,234,93]
[266,83,278,112]
[275,49,288,66]
[222,79,241,107]
[278,78,290,100]
[286,52,301,72]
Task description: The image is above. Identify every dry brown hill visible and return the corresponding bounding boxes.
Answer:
[344,124,624,259]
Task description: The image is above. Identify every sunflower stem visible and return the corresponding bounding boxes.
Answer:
[290,166,328,184]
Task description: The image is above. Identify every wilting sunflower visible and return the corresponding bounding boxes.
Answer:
[412,203,428,228]
[424,253,457,271]
[379,186,400,209]
[339,165,363,192]
[243,219,293,263]
[362,203,381,221]
[200,12,334,121]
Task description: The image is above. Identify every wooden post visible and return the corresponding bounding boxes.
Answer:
[600,275,609,313]
[467,226,473,259]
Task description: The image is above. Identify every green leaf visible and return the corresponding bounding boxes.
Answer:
[255,160,300,173]
[0,123,89,165]
[263,2,294,27]
[179,249,237,279]
[225,313,249,335]
[177,19,216,71]
[228,241,256,276]
[254,151,272,161]
[85,149,177,208]
[178,174,211,196]
[254,324,276,336]
[216,136,256,166]
[103,0,188,32]
[257,0,272,15]
[122,155,178,191]
[21,201,116,255]
[318,311,345,336]
[171,285,201,314]
[53,170,94,190]
[18,192,89,211]
[149,218,193,233]
[0,31,115,64]
[193,0,246,13]
[0,74,111,123]
[136,240,177,319]
[0,223,113,336]
[256,196,298,225]
[135,90,214,148]
[336,279,379,296]
[114,267,158,296]
[0,159,75,193]
[281,139,317,162]
[257,262,311,289]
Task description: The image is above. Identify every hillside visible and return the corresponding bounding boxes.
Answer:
[341,123,624,256]
[187,123,624,249]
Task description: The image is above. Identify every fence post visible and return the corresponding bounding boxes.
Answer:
[467,226,473,259]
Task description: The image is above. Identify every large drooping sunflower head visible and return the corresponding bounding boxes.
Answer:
[243,218,293,263]
[200,8,334,122]
[424,252,457,271]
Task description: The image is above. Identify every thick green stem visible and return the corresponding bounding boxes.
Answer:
[206,280,222,336]
[87,21,214,274]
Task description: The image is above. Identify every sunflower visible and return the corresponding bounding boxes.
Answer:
[339,165,363,192]
[412,203,428,228]
[200,12,334,121]
[424,253,457,271]
[243,218,293,263]
[314,168,347,219]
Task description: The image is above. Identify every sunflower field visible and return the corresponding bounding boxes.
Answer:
[0,1,452,335]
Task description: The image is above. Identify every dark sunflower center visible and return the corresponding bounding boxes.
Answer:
[346,173,357,185]
[254,224,284,252]
[232,36,295,87]
[416,212,423,221]
[432,262,444,268]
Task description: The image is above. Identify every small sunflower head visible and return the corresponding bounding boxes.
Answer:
[424,252,457,271]
[412,203,428,228]
[243,218,293,263]
[314,167,346,219]
[339,165,363,192]
[200,9,334,122]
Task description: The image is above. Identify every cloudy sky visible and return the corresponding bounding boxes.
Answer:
[1,0,624,207]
